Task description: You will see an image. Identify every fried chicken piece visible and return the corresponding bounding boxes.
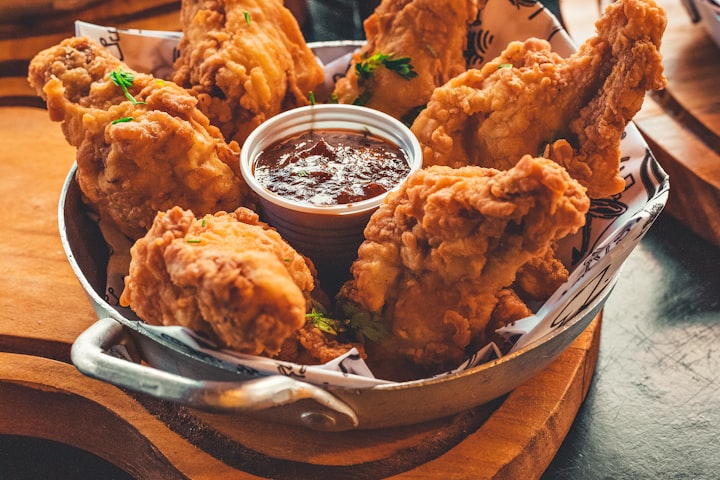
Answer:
[28,36,251,240]
[172,0,325,144]
[483,288,534,353]
[411,0,667,198]
[513,244,570,301]
[120,207,315,356]
[332,0,481,123]
[274,321,366,365]
[297,321,366,363]
[366,286,533,381]
[339,156,590,375]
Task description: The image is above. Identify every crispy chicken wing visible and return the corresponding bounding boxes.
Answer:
[411,0,667,198]
[28,36,251,240]
[332,0,481,123]
[120,207,315,356]
[172,0,325,144]
[339,156,590,375]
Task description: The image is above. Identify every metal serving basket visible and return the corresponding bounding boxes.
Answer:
[62,124,667,431]
[62,2,669,431]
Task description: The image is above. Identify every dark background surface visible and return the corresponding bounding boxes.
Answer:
[2,0,718,478]
[542,212,720,479]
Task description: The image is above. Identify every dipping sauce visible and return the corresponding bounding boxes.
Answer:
[253,129,411,206]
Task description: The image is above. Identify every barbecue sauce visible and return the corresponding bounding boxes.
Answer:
[253,129,411,206]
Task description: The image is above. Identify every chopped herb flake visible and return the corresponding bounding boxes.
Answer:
[109,68,146,105]
[111,117,133,124]
[307,309,338,336]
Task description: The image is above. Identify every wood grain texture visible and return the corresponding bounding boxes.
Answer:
[0,107,92,361]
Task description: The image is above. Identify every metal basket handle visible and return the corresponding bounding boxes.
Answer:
[71,317,359,431]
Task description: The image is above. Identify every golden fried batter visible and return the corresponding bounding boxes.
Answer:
[172,0,325,144]
[332,0,480,123]
[28,36,251,240]
[120,207,315,356]
[340,156,590,374]
[411,0,666,198]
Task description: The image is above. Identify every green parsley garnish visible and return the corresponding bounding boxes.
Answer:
[305,300,389,343]
[352,52,417,105]
[308,91,316,105]
[338,301,389,342]
[186,238,202,244]
[307,307,339,336]
[355,52,417,83]
[110,68,145,105]
[244,10,251,24]
[111,117,133,124]
[498,63,513,69]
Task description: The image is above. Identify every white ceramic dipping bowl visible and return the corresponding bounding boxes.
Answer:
[240,104,423,287]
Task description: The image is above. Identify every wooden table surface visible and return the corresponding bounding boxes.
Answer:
[0,0,718,478]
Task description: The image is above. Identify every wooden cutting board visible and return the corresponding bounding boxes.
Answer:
[0,104,600,479]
